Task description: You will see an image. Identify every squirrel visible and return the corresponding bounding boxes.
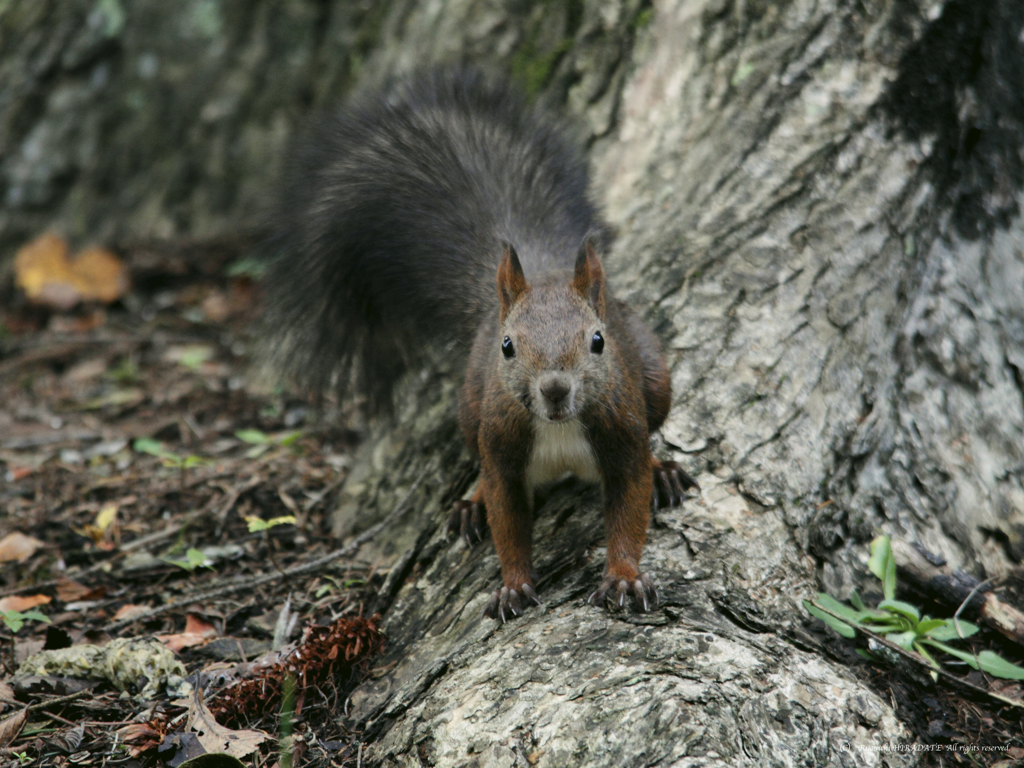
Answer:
[262,69,699,621]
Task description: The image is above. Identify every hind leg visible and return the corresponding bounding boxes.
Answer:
[651,460,699,507]
[447,484,487,545]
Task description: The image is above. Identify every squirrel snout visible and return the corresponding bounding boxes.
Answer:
[537,373,576,419]
[540,378,570,405]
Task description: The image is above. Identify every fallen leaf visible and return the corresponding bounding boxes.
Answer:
[96,504,118,532]
[51,723,84,752]
[159,614,218,652]
[160,633,213,652]
[187,689,267,759]
[0,681,15,710]
[0,594,52,613]
[13,233,129,310]
[56,578,105,603]
[75,502,123,548]
[0,532,44,563]
[64,357,109,382]
[118,721,165,757]
[113,604,152,622]
[0,709,27,748]
[184,614,218,637]
[14,233,77,310]
[71,246,130,303]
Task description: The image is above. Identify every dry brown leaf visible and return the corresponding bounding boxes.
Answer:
[0,532,44,563]
[5,467,36,482]
[159,633,211,652]
[112,604,151,622]
[117,722,165,757]
[0,594,51,613]
[56,577,105,603]
[187,689,267,759]
[184,614,218,637]
[0,709,27,748]
[13,232,129,310]
[158,614,218,652]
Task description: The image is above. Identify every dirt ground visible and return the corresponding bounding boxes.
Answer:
[0,239,383,767]
[0,239,1022,767]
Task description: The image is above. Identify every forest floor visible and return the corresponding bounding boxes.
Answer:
[0,240,382,768]
[0,240,1021,767]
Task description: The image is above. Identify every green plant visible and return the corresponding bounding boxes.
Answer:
[1,609,51,634]
[804,535,1024,680]
[235,429,302,458]
[226,256,269,279]
[163,548,212,571]
[244,515,296,533]
[133,438,209,470]
[176,345,214,372]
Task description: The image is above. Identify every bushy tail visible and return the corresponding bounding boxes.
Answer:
[260,68,600,411]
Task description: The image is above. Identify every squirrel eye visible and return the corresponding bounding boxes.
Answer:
[590,331,604,354]
[501,336,515,358]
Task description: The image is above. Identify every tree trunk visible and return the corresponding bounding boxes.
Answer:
[3,0,1022,766]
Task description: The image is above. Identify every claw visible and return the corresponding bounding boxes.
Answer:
[652,461,700,509]
[483,583,540,622]
[449,500,487,546]
[590,572,659,614]
[522,583,541,605]
[635,579,648,612]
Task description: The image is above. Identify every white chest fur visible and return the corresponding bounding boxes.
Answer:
[524,419,601,505]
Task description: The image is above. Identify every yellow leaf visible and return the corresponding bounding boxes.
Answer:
[96,504,119,532]
[13,232,129,310]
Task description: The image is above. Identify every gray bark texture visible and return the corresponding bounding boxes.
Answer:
[3,0,1023,766]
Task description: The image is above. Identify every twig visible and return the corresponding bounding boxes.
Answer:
[0,689,92,712]
[106,464,433,633]
[890,538,1024,645]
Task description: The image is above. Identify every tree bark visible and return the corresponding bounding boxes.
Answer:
[3,0,1022,766]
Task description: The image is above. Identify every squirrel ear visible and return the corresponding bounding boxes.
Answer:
[497,242,529,321]
[573,238,606,319]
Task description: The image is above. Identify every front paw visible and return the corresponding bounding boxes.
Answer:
[651,460,700,508]
[447,499,486,545]
[482,583,541,623]
[589,572,659,613]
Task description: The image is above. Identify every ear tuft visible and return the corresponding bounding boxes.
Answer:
[573,238,606,319]
[497,242,529,321]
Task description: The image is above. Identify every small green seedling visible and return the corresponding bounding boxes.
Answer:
[227,256,270,280]
[133,438,209,470]
[176,345,214,372]
[235,429,303,458]
[245,516,296,533]
[804,535,1024,680]
[163,548,213,571]
[2,609,51,634]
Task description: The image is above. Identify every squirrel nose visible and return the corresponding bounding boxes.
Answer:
[540,376,571,406]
